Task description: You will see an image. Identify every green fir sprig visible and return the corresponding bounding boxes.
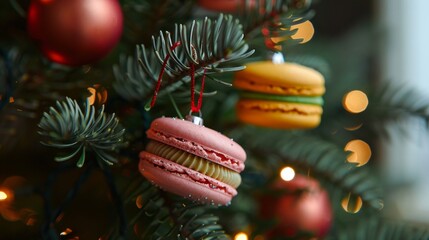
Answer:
[113,14,254,105]
[116,179,230,239]
[38,97,126,167]
[334,217,429,240]
[239,0,315,48]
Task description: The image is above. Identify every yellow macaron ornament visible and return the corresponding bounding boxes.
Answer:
[233,54,325,129]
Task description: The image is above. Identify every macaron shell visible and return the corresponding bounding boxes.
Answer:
[140,152,236,205]
[237,99,322,128]
[146,117,246,172]
[234,61,325,96]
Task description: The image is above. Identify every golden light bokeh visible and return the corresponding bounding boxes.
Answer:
[0,190,8,201]
[344,123,363,131]
[341,193,363,214]
[60,228,73,236]
[269,20,314,50]
[87,84,108,106]
[136,195,144,209]
[280,166,296,181]
[234,232,249,240]
[343,90,369,113]
[290,20,315,44]
[345,139,372,167]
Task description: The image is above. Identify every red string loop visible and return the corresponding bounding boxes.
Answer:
[150,41,206,114]
[190,65,206,113]
[150,41,182,108]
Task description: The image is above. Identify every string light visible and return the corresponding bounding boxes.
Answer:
[342,90,368,113]
[87,84,108,106]
[0,190,8,201]
[341,193,363,213]
[234,232,249,240]
[60,228,73,236]
[345,139,372,167]
[344,123,363,131]
[280,167,296,181]
[136,195,144,209]
[290,20,315,44]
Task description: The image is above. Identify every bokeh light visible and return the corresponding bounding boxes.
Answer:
[341,193,363,213]
[344,123,363,131]
[280,167,296,181]
[0,191,7,201]
[87,84,108,105]
[345,139,372,167]
[60,228,73,236]
[270,20,314,50]
[343,90,369,113]
[234,232,249,240]
[136,195,144,209]
[291,20,315,44]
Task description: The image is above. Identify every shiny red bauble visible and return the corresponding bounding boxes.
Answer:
[27,0,123,66]
[198,0,244,12]
[259,175,332,239]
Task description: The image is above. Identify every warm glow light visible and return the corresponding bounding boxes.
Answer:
[87,84,108,106]
[136,195,144,209]
[341,193,363,213]
[0,191,8,200]
[60,228,73,236]
[270,20,315,50]
[88,87,97,105]
[344,123,363,131]
[234,232,249,240]
[291,20,315,44]
[345,139,372,167]
[343,90,369,113]
[280,167,296,181]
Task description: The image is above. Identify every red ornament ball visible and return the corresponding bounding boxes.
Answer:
[198,0,244,12]
[259,175,332,239]
[27,0,123,66]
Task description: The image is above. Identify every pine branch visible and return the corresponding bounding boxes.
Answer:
[122,179,230,239]
[234,127,383,210]
[367,82,429,123]
[239,0,315,47]
[113,14,254,104]
[38,97,127,167]
[170,202,230,240]
[333,218,429,240]
[349,82,429,139]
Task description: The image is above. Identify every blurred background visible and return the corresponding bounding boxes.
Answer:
[2,0,429,239]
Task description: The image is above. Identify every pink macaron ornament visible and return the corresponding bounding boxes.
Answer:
[139,114,247,205]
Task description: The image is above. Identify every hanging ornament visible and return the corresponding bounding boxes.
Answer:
[27,0,123,66]
[233,58,325,129]
[259,174,332,239]
[197,0,243,12]
[139,116,246,205]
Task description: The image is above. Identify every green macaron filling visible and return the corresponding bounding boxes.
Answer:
[240,91,324,105]
[146,140,242,188]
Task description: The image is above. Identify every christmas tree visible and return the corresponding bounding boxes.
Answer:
[2,0,429,239]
